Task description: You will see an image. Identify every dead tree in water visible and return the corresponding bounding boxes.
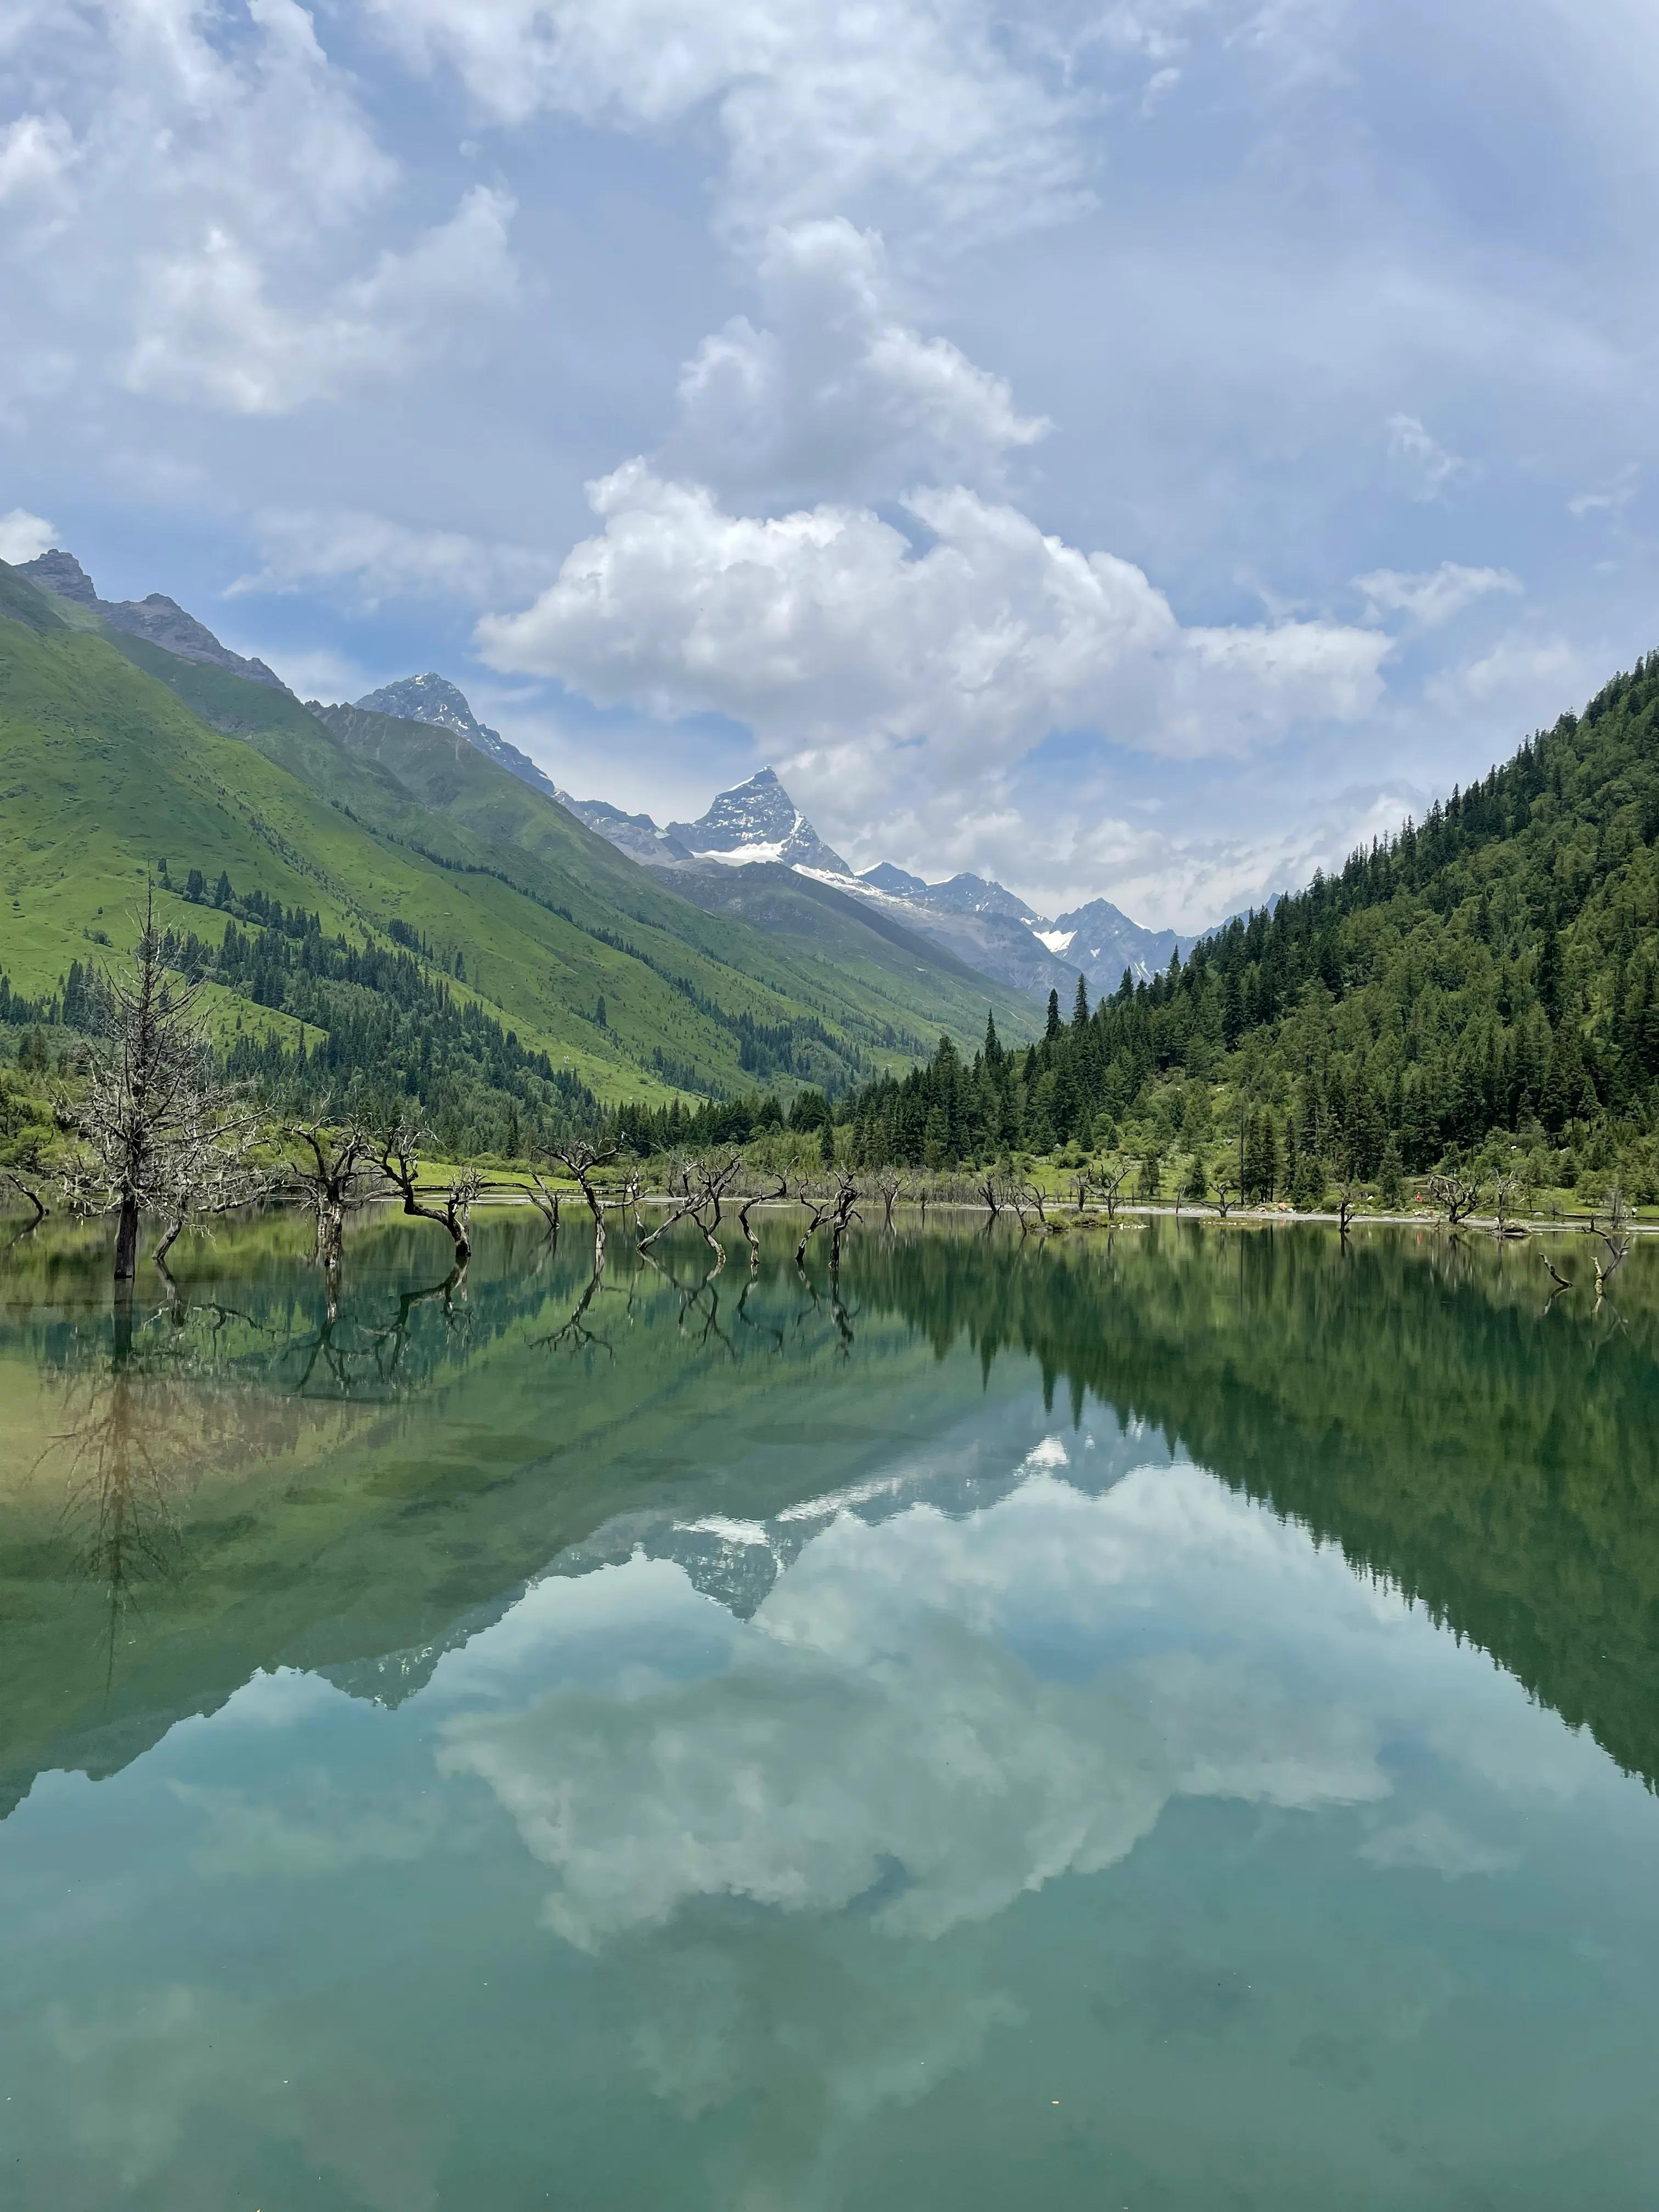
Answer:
[737,1172,788,1269]
[288,1118,372,1276]
[1427,1170,1483,1230]
[1070,1170,1091,1214]
[1491,1171,1527,1240]
[526,1170,563,1238]
[975,1172,1003,1223]
[545,1142,618,1267]
[3,1169,49,1239]
[827,1175,860,1271]
[794,1184,836,1267]
[1095,1155,1133,1226]
[376,1121,479,1267]
[1590,1184,1633,1305]
[638,1155,741,1262]
[1335,1183,1363,1241]
[65,889,259,1284]
[875,1172,911,1230]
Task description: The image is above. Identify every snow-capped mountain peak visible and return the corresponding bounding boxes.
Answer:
[667,767,852,875]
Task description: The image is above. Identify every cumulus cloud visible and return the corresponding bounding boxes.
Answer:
[126,185,518,415]
[0,0,518,420]
[668,218,1049,503]
[230,504,554,610]
[1354,561,1522,628]
[364,0,1093,244]
[0,110,76,210]
[0,505,56,563]
[479,465,1386,771]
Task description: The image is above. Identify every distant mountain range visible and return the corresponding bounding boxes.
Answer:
[369,676,1192,1000]
[10,543,1192,1009]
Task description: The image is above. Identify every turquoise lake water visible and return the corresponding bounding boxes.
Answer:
[2,1211,1656,2208]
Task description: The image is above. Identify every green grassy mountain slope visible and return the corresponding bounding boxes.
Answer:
[308,696,1035,1048]
[1,560,1032,1136]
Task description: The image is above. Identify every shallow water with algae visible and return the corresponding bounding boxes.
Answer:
[2,1210,1657,2208]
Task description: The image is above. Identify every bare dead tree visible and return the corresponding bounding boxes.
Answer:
[3,1169,48,1238]
[526,1169,563,1237]
[827,1174,860,1270]
[375,1120,479,1267]
[62,887,261,1284]
[1541,1249,1573,1298]
[151,1142,267,1268]
[546,1141,619,1268]
[638,1155,741,1259]
[288,1117,373,1275]
[794,1182,840,1267]
[1426,1170,1483,1228]
[876,1172,911,1229]
[1335,1183,1364,1240]
[1590,1183,1633,1304]
[1207,1178,1238,1221]
[737,1171,789,1269]
[1070,1170,1091,1214]
[1489,1170,1527,1240]
[1094,1155,1134,1225]
[975,1171,1003,1223]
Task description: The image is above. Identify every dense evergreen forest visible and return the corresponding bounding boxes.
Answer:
[836,656,1659,1203]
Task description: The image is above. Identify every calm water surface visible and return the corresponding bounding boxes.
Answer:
[2,1210,1657,2209]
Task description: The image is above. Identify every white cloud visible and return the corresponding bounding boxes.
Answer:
[0,110,76,208]
[126,185,519,415]
[1386,411,1467,500]
[364,0,1093,244]
[669,218,1050,504]
[1355,561,1522,628]
[230,504,554,611]
[1567,462,1639,519]
[478,464,1389,786]
[0,505,56,562]
[1426,629,1590,713]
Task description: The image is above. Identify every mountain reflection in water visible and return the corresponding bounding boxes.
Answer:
[0,1209,1656,2209]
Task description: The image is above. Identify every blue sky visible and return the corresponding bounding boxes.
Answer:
[3,0,1656,929]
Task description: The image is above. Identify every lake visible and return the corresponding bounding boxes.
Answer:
[2,1209,1657,2209]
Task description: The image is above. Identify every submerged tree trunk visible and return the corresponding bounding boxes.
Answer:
[114,1194,140,1283]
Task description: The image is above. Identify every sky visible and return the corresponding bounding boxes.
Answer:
[3,0,1658,930]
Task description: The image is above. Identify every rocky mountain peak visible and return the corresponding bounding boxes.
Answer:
[19,549,97,605]
[356,672,482,740]
[19,549,290,691]
[668,766,852,875]
[352,672,565,803]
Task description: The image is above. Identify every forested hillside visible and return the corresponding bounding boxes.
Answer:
[842,656,1659,1201]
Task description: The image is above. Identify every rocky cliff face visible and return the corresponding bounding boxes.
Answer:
[19,549,291,691]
